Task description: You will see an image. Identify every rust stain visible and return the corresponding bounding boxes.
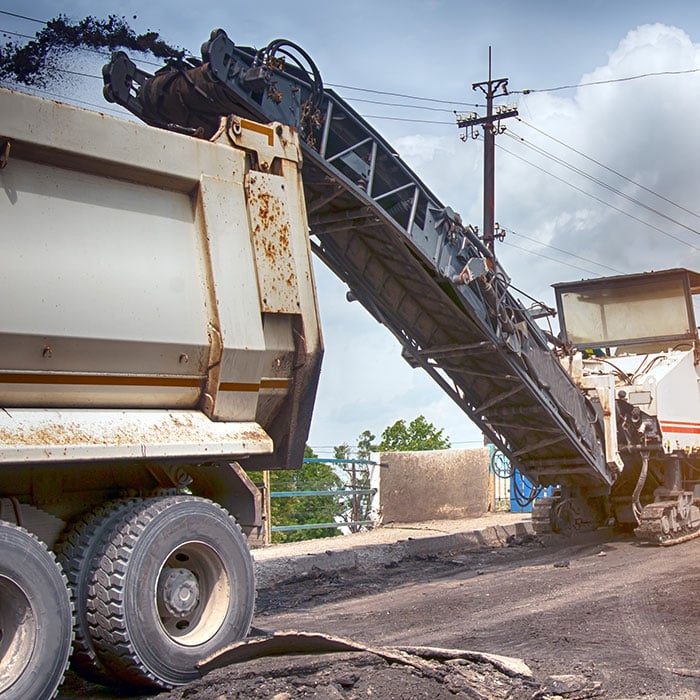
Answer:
[247,171,299,313]
[278,221,290,248]
[262,237,279,262]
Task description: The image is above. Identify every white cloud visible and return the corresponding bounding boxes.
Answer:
[488,24,700,298]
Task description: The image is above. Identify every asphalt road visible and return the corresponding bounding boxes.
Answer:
[254,530,700,699]
[60,529,700,699]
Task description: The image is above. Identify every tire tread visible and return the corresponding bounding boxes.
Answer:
[86,495,253,690]
[56,498,142,684]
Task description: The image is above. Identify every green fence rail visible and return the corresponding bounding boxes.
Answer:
[269,458,378,534]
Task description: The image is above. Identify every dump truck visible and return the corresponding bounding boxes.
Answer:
[0,85,321,697]
[3,27,700,699]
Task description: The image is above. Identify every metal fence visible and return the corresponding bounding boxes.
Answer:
[264,458,379,540]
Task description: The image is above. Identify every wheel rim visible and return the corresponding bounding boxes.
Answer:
[155,541,231,647]
[0,575,37,693]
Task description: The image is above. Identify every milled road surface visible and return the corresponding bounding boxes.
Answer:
[60,529,700,699]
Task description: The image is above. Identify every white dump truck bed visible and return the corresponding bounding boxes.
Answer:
[0,87,322,467]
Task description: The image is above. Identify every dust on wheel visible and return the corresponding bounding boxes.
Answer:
[87,495,255,689]
[0,521,73,700]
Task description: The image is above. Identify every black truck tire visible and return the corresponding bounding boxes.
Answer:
[57,498,142,684]
[86,495,255,689]
[0,521,73,700]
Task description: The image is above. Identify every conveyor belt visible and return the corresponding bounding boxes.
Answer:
[103,30,616,495]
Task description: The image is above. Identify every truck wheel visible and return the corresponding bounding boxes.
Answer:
[0,521,73,700]
[87,495,255,689]
[57,498,142,684]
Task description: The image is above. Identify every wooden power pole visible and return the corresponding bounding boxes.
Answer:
[456,48,518,255]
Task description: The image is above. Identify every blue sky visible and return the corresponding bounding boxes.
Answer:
[4,1,700,455]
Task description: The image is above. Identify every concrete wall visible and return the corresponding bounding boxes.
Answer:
[379,447,490,523]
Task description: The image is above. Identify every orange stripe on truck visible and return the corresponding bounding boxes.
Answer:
[0,372,201,388]
[218,379,289,392]
[0,373,289,392]
[660,421,700,435]
[240,119,274,146]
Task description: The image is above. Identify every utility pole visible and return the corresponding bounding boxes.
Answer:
[456,48,518,255]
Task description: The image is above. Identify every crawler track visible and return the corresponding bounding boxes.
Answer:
[634,499,700,545]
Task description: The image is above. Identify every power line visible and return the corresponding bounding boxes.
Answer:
[360,114,454,125]
[495,140,700,252]
[61,68,101,81]
[344,96,457,114]
[517,117,700,222]
[504,228,624,274]
[476,132,700,254]
[513,66,700,95]
[505,129,700,240]
[0,9,43,23]
[327,81,482,108]
[0,27,34,39]
[500,239,605,277]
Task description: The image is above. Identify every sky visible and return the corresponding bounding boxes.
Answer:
[4,1,700,456]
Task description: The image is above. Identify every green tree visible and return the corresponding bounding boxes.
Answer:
[248,446,344,543]
[333,442,351,460]
[378,415,451,452]
[332,430,378,532]
[356,430,377,460]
